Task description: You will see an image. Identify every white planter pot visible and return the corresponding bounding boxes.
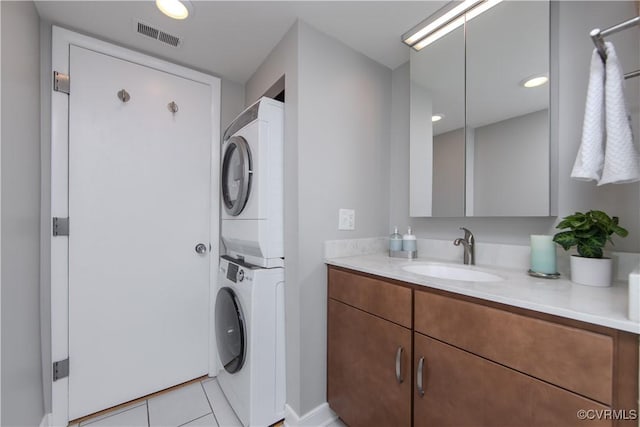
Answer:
[570,255,612,287]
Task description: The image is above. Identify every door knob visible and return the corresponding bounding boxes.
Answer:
[195,243,208,255]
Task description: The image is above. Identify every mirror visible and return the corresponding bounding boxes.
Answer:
[410,22,465,217]
[410,1,551,217]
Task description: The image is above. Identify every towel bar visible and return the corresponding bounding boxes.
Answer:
[590,15,640,79]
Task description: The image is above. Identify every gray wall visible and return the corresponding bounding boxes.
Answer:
[220,79,245,137]
[296,22,391,413]
[39,18,53,416]
[390,1,640,253]
[246,20,391,416]
[473,109,549,216]
[1,2,45,426]
[433,128,464,217]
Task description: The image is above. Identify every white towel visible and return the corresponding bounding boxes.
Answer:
[571,48,605,182]
[599,42,640,185]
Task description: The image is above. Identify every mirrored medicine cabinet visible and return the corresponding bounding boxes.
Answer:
[409,0,555,217]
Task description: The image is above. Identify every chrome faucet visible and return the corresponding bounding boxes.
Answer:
[453,227,475,265]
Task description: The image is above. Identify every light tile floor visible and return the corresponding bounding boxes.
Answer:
[70,378,243,427]
[70,377,348,427]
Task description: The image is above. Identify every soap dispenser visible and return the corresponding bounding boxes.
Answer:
[389,226,403,252]
[402,227,417,252]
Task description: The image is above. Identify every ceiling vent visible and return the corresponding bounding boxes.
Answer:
[134,19,182,48]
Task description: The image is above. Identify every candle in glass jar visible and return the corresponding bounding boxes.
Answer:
[530,235,557,274]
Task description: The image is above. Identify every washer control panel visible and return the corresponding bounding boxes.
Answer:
[226,262,245,283]
[220,256,257,283]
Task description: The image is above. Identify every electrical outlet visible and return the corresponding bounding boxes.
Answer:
[338,209,355,230]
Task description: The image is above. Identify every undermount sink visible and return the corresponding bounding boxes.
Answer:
[402,263,504,282]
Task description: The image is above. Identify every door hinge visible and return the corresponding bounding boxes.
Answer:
[52,217,69,236]
[53,358,69,381]
[53,71,70,94]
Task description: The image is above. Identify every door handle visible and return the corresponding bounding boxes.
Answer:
[195,243,208,255]
[395,346,404,384]
[417,356,425,397]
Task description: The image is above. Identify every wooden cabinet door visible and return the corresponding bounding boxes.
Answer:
[414,291,614,404]
[413,333,611,427]
[328,299,412,427]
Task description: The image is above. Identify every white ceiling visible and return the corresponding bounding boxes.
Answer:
[35,1,447,84]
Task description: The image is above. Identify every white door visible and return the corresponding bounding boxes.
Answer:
[68,45,212,419]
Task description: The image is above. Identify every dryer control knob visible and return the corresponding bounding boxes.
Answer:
[237,269,245,282]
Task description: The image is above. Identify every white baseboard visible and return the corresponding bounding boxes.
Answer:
[284,402,338,427]
[39,413,52,427]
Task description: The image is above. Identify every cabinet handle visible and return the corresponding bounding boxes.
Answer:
[395,346,404,384]
[417,356,425,397]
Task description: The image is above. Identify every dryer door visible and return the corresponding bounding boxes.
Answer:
[215,287,247,373]
[221,136,252,216]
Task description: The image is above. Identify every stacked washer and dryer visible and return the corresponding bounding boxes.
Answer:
[215,97,286,427]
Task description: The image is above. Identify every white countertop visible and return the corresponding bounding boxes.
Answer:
[325,253,640,334]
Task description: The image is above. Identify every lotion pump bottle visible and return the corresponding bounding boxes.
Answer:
[402,227,417,252]
[389,226,403,251]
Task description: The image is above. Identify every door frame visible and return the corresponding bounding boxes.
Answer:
[50,26,221,426]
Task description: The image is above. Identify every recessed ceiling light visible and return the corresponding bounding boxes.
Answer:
[432,114,445,122]
[521,75,549,88]
[156,0,192,20]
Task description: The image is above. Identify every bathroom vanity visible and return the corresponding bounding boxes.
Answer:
[326,257,639,427]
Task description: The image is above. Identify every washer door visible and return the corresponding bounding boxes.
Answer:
[221,136,252,216]
[215,287,246,373]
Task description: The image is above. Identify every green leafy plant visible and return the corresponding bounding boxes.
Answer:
[553,210,628,258]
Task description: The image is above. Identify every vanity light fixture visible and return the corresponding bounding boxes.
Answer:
[156,0,192,20]
[521,75,549,88]
[403,0,503,51]
[432,114,445,122]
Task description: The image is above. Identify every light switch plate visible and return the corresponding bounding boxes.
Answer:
[338,209,355,230]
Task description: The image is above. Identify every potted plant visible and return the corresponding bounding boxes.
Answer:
[553,210,628,287]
